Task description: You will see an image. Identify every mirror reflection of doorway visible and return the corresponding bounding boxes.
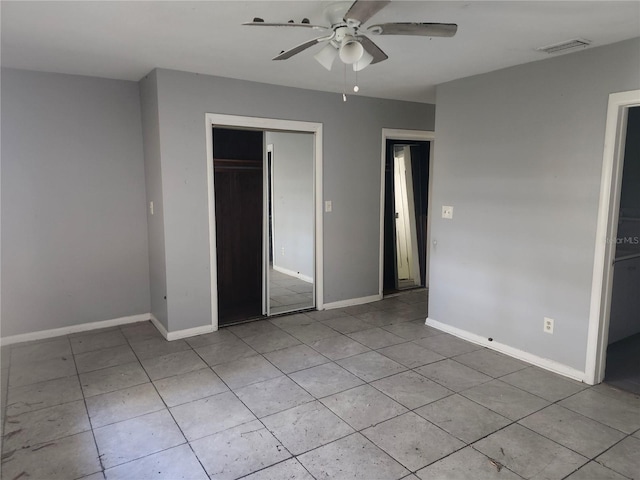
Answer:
[266,133,315,315]
[384,139,430,294]
[213,127,315,326]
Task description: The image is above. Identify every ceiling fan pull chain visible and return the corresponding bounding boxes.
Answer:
[343,63,348,102]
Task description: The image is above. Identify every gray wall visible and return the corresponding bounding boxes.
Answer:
[267,131,314,280]
[140,70,169,330]
[431,38,640,372]
[1,68,150,337]
[141,69,434,332]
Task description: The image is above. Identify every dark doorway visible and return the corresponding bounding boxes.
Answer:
[383,139,430,294]
[604,106,640,394]
[213,127,264,325]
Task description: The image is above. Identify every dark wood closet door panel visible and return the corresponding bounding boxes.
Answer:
[383,140,398,293]
[214,159,263,325]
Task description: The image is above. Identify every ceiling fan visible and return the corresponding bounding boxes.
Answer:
[243,1,457,72]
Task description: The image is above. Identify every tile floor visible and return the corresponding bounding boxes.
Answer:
[1,289,639,479]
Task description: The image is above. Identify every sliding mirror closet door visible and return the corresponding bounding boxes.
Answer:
[266,131,315,315]
[212,125,316,326]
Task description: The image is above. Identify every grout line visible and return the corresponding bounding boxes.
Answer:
[70,334,106,476]
[91,324,208,477]
[183,341,300,475]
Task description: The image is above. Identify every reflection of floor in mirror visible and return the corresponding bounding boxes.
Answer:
[397,279,419,290]
[270,267,313,314]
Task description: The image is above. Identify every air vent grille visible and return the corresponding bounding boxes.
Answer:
[537,38,592,54]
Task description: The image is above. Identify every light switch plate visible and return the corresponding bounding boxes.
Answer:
[325,200,332,212]
[442,205,454,219]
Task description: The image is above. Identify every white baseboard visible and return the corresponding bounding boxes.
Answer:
[167,325,216,341]
[150,314,216,341]
[324,294,383,310]
[2,313,218,347]
[425,317,587,383]
[1,313,151,346]
[149,314,169,339]
[272,265,313,284]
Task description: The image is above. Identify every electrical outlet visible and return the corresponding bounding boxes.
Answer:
[544,317,554,334]
[442,205,454,219]
[325,200,332,213]
[281,247,285,256]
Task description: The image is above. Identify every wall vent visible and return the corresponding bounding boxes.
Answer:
[536,38,592,54]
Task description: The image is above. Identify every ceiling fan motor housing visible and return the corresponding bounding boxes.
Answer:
[325,2,352,26]
[334,26,348,43]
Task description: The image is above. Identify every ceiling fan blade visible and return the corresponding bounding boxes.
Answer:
[368,22,458,37]
[358,35,388,65]
[273,36,329,60]
[343,0,390,25]
[243,22,328,31]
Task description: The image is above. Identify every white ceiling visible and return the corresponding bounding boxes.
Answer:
[1,1,639,103]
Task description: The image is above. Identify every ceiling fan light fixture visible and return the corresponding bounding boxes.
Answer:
[314,43,338,70]
[339,36,364,64]
[245,0,456,69]
[353,48,373,71]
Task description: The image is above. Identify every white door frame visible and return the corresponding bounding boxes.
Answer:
[379,129,435,296]
[205,114,324,330]
[585,90,640,385]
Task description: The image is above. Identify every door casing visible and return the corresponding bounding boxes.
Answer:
[205,114,323,330]
[379,129,435,297]
[586,90,640,384]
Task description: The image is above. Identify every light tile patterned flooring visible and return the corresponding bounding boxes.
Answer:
[1,289,639,479]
